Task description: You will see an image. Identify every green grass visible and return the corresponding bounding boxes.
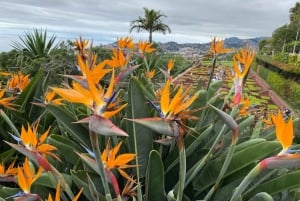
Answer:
[201,60,233,67]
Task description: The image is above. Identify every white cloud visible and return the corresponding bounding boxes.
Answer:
[0,0,297,51]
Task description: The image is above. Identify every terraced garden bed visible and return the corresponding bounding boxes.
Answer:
[172,64,291,118]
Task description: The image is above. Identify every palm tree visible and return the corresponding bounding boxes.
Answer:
[11,28,59,58]
[130,8,171,43]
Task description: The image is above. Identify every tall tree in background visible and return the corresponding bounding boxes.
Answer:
[270,2,300,53]
[271,25,296,53]
[11,28,59,59]
[290,2,300,23]
[290,2,300,53]
[130,8,171,43]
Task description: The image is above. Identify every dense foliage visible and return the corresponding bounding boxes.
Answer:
[0,35,299,201]
[259,2,300,54]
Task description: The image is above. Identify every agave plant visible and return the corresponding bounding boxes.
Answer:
[11,28,59,59]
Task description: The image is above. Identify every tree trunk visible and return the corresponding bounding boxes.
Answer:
[149,31,153,43]
[293,28,299,54]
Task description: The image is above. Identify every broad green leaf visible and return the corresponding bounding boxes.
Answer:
[145,150,165,201]
[126,77,153,178]
[86,174,99,201]
[234,138,267,152]
[137,74,156,100]
[248,192,274,201]
[193,140,280,192]
[15,69,44,113]
[71,170,105,200]
[207,80,223,102]
[0,148,16,163]
[0,186,20,200]
[251,116,264,139]
[8,68,45,125]
[77,153,100,175]
[210,176,250,201]
[48,134,83,165]
[45,104,91,147]
[245,170,300,199]
[238,115,255,135]
[34,172,72,189]
[165,124,213,174]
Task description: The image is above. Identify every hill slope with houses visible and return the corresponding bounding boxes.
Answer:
[157,37,266,58]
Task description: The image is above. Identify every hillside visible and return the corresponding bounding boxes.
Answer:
[158,37,267,54]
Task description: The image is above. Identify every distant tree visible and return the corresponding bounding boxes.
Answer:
[271,25,296,53]
[258,39,268,52]
[290,2,300,23]
[130,8,171,43]
[289,3,300,53]
[268,3,300,54]
[11,28,59,59]
[0,50,19,71]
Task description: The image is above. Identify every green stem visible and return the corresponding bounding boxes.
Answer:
[175,147,186,201]
[244,169,277,196]
[131,120,143,201]
[185,112,232,189]
[89,131,113,201]
[204,137,237,200]
[0,109,20,136]
[49,164,74,199]
[206,56,217,91]
[230,163,262,201]
[249,192,274,201]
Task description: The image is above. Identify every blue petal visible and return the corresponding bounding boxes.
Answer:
[6,191,25,199]
[10,134,22,143]
[286,149,300,154]
[81,144,96,158]
[147,99,161,114]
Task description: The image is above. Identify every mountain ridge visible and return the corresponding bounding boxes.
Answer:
[157,36,268,53]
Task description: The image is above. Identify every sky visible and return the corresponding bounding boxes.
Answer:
[0,0,297,52]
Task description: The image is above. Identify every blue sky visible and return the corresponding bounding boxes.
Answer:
[0,0,297,52]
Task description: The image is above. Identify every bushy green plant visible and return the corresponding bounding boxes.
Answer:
[255,62,300,114]
[266,71,285,92]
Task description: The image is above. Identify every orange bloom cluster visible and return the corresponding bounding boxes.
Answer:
[17,158,43,194]
[20,122,58,160]
[47,180,83,201]
[160,80,199,120]
[0,161,18,177]
[53,37,155,120]
[233,46,255,79]
[6,71,30,93]
[0,89,17,110]
[210,37,231,56]
[232,47,255,107]
[271,110,293,152]
[101,141,136,181]
[0,71,31,110]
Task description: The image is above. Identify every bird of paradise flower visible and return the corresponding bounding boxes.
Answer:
[5,121,58,171]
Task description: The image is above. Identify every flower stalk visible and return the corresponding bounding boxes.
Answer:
[230,163,262,201]
[204,128,238,200]
[89,131,112,201]
[175,146,186,201]
[206,56,217,91]
[0,109,20,136]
